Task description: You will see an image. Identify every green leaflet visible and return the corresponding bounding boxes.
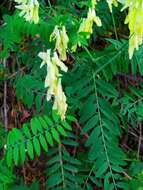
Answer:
[51,128,60,144]
[56,125,67,137]
[5,114,73,166]
[39,134,48,152]
[13,145,19,165]
[27,140,34,160]
[33,136,41,156]
[45,131,54,146]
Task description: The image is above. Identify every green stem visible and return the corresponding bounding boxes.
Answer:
[111,11,118,40]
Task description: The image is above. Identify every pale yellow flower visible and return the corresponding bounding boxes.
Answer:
[38,50,68,119]
[38,49,51,68]
[88,8,102,27]
[30,0,39,24]
[53,79,67,120]
[106,0,118,12]
[52,52,68,73]
[45,62,59,101]
[16,4,30,20]
[15,0,39,24]
[50,25,69,61]
[78,8,101,37]
[122,0,143,59]
[38,50,59,101]
[91,0,97,8]
[71,0,102,52]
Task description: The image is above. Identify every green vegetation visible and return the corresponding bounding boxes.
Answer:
[1,0,143,189]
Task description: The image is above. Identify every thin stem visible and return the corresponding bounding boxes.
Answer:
[123,172,132,180]
[83,164,96,189]
[22,165,27,185]
[58,145,65,189]
[47,0,55,12]
[127,97,143,111]
[111,11,118,40]
[3,58,8,131]
[47,0,52,8]
[137,123,142,159]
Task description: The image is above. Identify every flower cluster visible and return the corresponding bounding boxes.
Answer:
[71,0,101,51]
[122,0,143,59]
[50,26,69,61]
[78,0,102,38]
[14,0,39,24]
[78,8,102,35]
[38,50,68,120]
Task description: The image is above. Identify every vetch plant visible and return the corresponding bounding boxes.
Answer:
[1,0,143,189]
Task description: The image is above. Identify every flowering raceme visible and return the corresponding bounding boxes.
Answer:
[50,26,69,61]
[122,0,143,59]
[38,50,68,120]
[15,0,39,24]
[70,0,102,52]
[78,4,102,38]
[53,79,67,120]
[78,7,102,36]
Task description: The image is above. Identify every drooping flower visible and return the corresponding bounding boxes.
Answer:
[53,79,67,120]
[79,8,101,36]
[88,8,102,27]
[122,0,143,59]
[38,50,59,101]
[50,25,69,61]
[52,51,68,73]
[71,0,102,52]
[38,49,51,68]
[15,0,39,24]
[91,0,98,8]
[106,0,118,12]
[91,0,104,8]
[38,50,68,119]
[72,0,102,52]
[30,0,39,24]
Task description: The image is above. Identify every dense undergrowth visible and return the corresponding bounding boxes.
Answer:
[1,0,143,190]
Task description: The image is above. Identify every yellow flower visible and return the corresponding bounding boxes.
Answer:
[38,49,51,68]
[53,79,67,120]
[52,52,68,73]
[88,8,102,27]
[16,4,30,20]
[71,0,101,52]
[79,18,93,35]
[122,0,143,59]
[30,0,39,24]
[91,0,97,8]
[38,50,68,119]
[15,0,39,24]
[50,25,69,61]
[38,50,58,100]
[38,50,58,99]
[106,0,118,12]
[78,8,102,37]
